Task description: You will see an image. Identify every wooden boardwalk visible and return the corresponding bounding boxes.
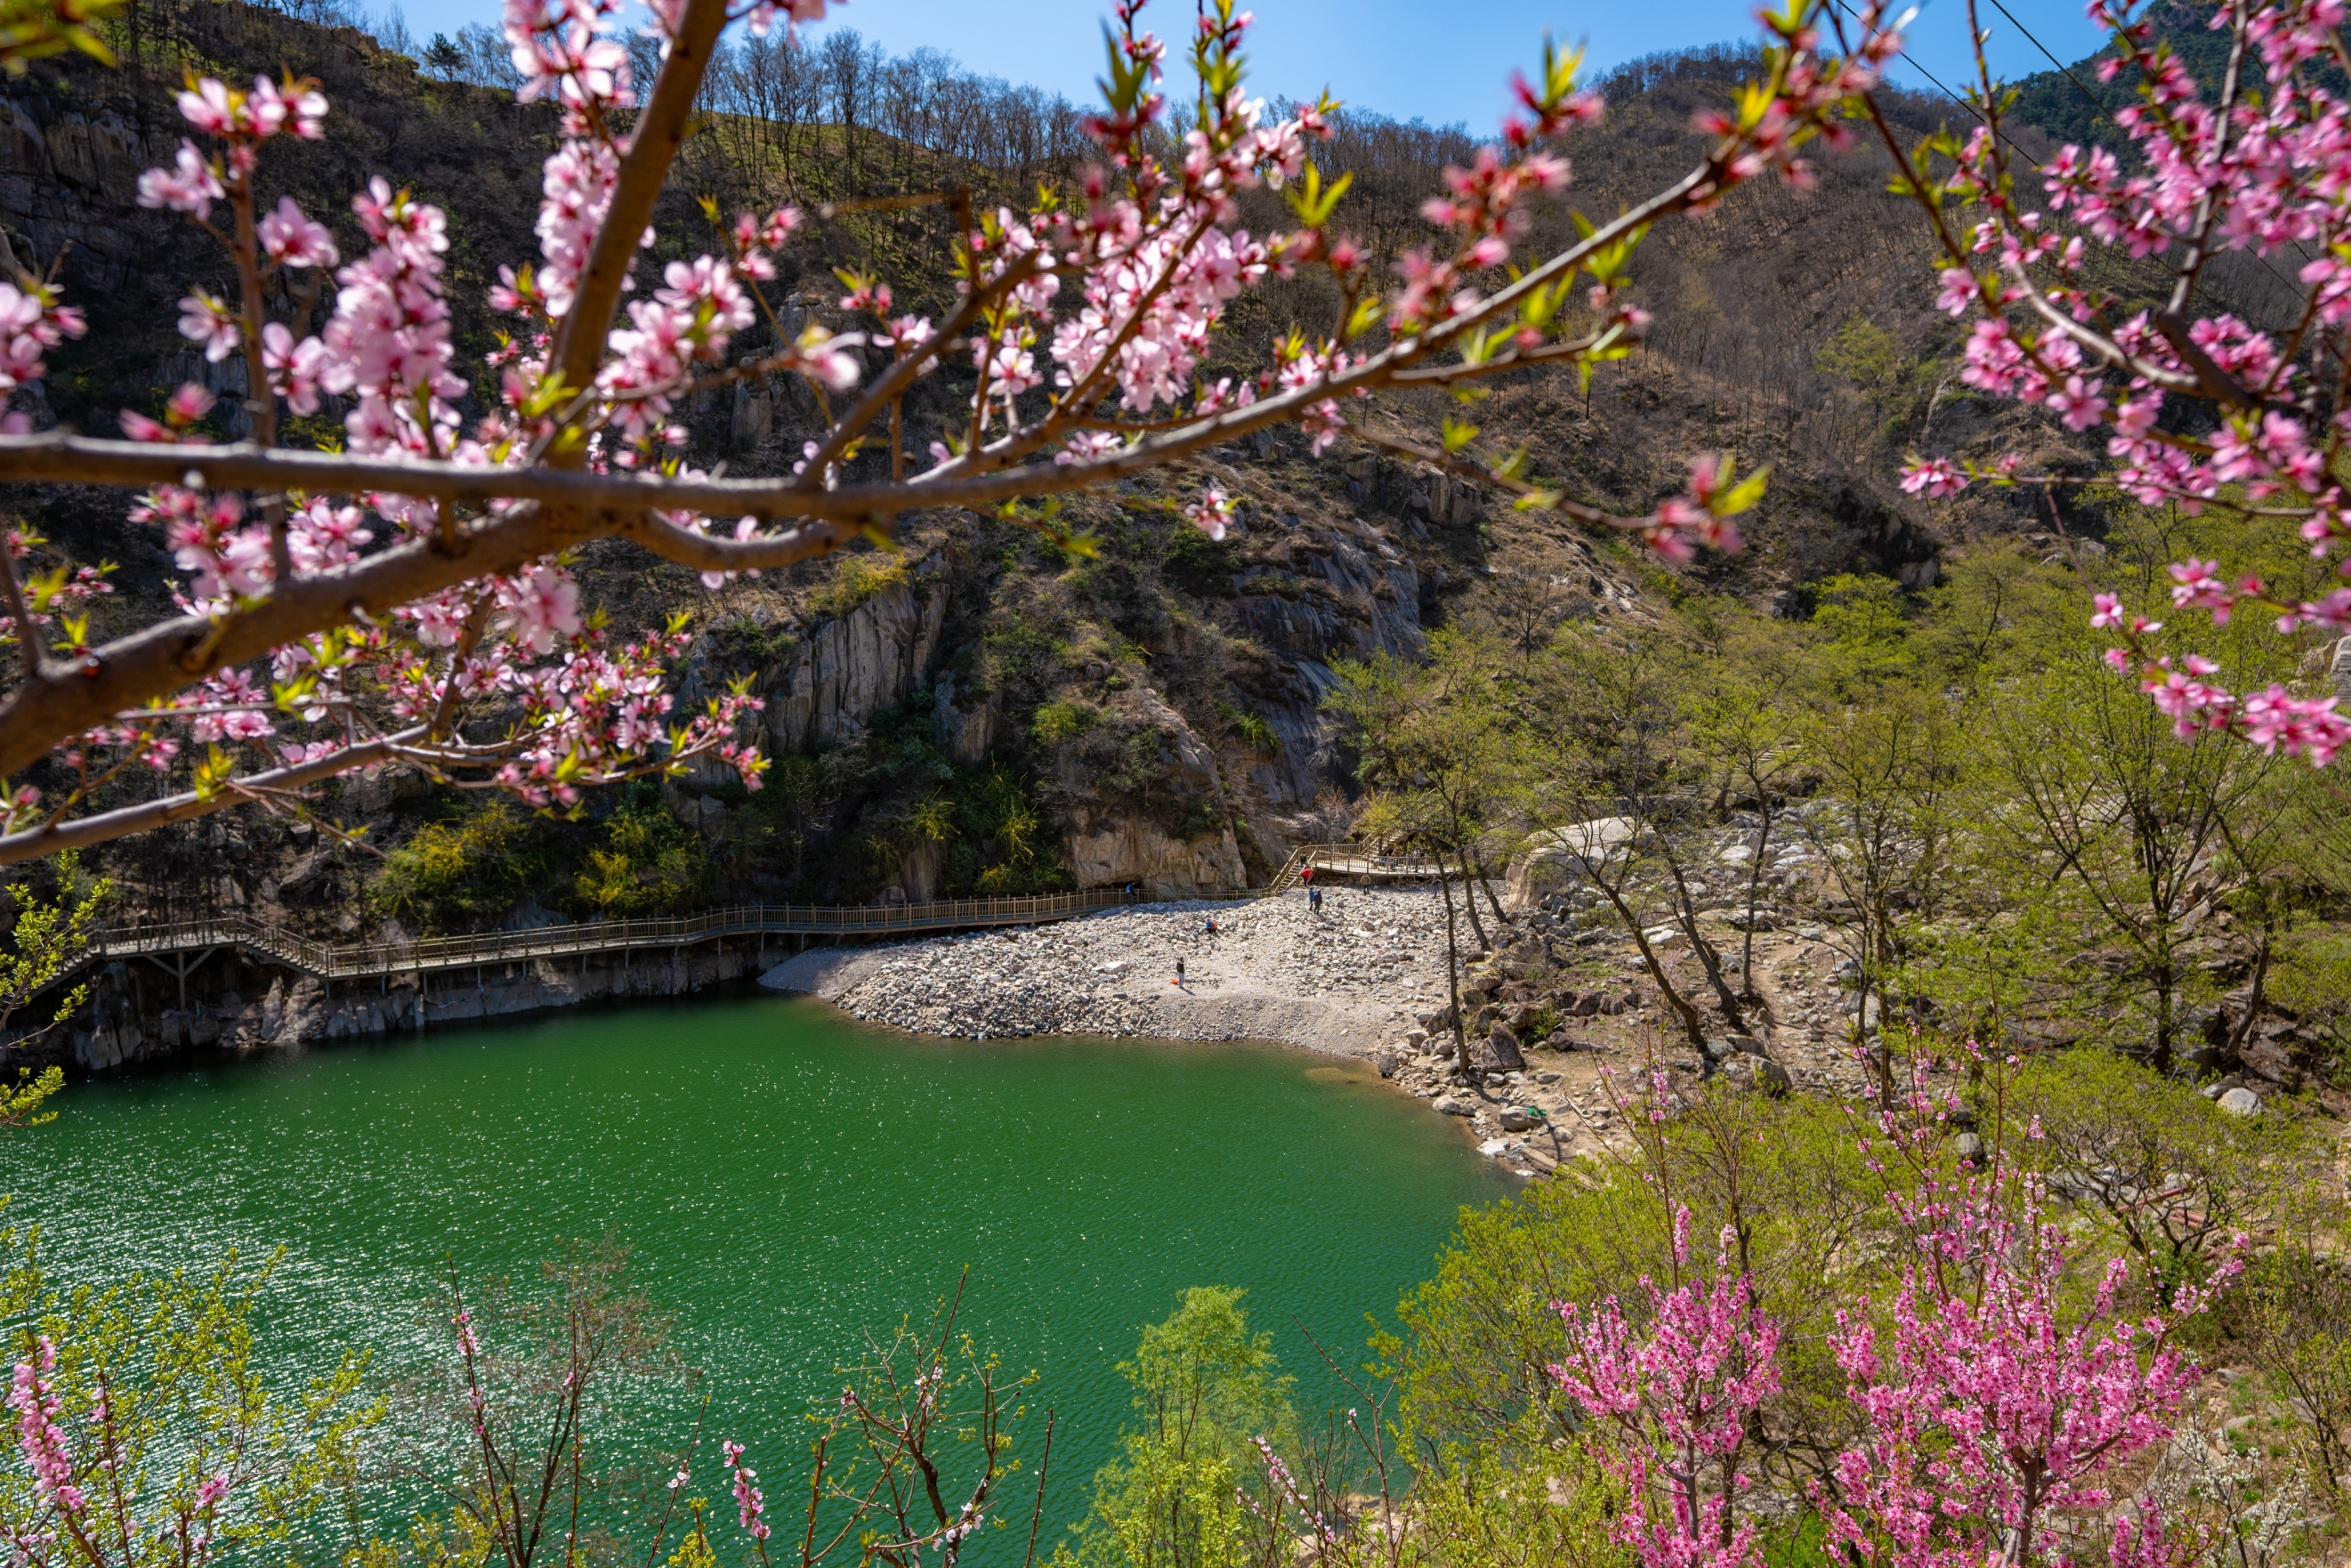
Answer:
[62,845,1444,1003]
[1263,844,1445,895]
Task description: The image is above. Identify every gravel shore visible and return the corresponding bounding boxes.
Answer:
[759,886,1457,1056]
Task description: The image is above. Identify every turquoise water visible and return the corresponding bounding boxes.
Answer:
[0,991,1506,1509]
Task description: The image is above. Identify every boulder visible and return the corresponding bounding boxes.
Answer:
[1498,1105,1542,1132]
[1057,687,1248,897]
[1502,818,1641,910]
[1717,1054,1791,1096]
[1432,1095,1474,1116]
[931,671,997,764]
[2218,1086,2262,1117]
[1372,1051,1401,1079]
[1485,1024,1525,1071]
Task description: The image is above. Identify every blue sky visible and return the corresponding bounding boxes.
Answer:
[391,0,2113,132]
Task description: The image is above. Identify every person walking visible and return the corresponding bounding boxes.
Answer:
[1174,957,1186,988]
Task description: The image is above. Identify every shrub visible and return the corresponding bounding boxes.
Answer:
[2005,1048,2315,1304]
[808,554,910,619]
[1031,699,1100,749]
[369,804,539,931]
[574,800,707,915]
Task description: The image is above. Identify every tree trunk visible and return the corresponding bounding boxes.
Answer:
[1473,851,1512,933]
[1664,857,1749,1033]
[1595,877,1709,1050]
[1740,804,1773,998]
[1453,837,1491,952]
[2226,934,2273,1064]
[1438,862,1468,1069]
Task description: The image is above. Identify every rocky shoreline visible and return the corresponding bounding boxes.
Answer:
[756,885,1620,1177]
[760,887,1445,1055]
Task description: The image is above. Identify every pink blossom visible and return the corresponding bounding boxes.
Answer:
[136,141,223,218]
[177,291,240,362]
[258,196,337,269]
[1552,1208,1780,1568]
[1898,457,1967,497]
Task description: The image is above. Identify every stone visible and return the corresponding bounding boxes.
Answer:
[1486,1023,1524,1070]
[1432,1095,1474,1116]
[1717,1054,1791,1095]
[2218,1087,2262,1117]
[1498,1106,1542,1132]
[1952,1132,1985,1166]
[1503,818,1641,910]
[1373,1051,1401,1079]
[931,672,997,764]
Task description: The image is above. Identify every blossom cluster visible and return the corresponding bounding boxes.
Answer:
[1888,0,2351,768]
[1552,1208,1781,1568]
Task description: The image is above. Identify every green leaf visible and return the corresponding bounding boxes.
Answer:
[1715,464,1771,517]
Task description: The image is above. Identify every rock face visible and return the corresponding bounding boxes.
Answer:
[932,673,996,764]
[1060,816,1246,898]
[1227,531,1426,813]
[0,95,166,294]
[1056,688,1247,898]
[59,941,772,1071]
[763,564,949,752]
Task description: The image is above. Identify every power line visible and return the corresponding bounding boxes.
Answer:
[1976,0,2310,309]
[1983,0,2113,123]
[1822,0,2046,169]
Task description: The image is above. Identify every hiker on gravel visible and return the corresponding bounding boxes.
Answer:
[1174,957,1186,988]
[1301,864,1313,893]
[1309,885,1322,914]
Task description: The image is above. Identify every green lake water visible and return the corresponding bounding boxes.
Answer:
[0,990,1507,1518]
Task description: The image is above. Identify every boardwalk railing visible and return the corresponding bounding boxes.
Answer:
[59,845,1447,997]
[1264,843,1446,896]
[71,887,1151,988]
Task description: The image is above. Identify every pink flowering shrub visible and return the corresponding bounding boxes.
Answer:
[0,0,1904,863]
[1877,0,2351,766]
[1552,1204,1782,1568]
[1537,1062,2234,1568]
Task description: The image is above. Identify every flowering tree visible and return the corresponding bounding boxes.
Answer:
[1824,1168,2225,1568]
[1550,1203,1782,1568]
[1536,1054,2234,1568]
[0,0,1901,865]
[1872,0,2351,767]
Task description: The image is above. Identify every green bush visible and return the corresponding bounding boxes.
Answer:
[808,554,910,618]
[574,799,708,915]
[941,764,1071,897]
[1223,707,1281,756]
[369,805,540,931]
[2006,1048,2316,1303]
[1031,698,1100,749]
[1053,1287,1295,1568]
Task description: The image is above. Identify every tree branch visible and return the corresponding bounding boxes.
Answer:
[0,727,420,865]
